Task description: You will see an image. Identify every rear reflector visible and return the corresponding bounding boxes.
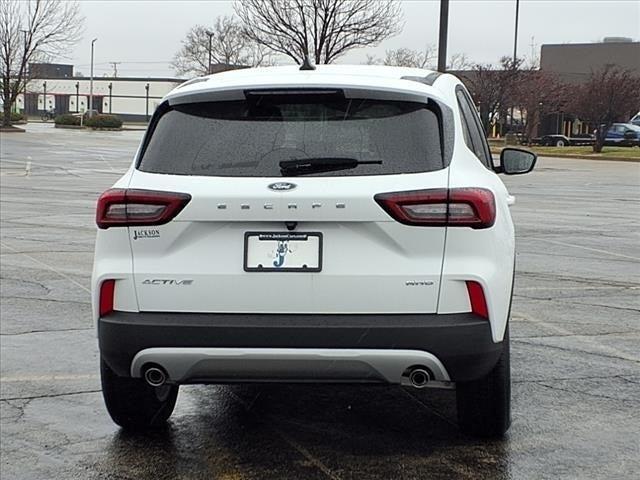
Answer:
[99,279,115,317]
[374,188,495,228]
[466,281,489,319]
[96,189,191,229]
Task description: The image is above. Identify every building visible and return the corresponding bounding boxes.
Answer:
[540,38,640,84]
[15,63,185,122]
[29,63,74,79]
[209,63,250,74]
[538,38,640,137]
[453,39,639,138]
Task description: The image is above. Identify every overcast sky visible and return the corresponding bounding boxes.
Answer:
[66,0,639,78]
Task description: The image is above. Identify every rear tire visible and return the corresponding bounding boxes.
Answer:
[555,139,566,147]
[100,358,178,430]
[456,328,511,438]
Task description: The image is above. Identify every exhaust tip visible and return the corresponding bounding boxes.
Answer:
[408,368,431,388]
[144,366,167,387]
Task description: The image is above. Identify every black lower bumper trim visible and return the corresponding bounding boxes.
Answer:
[98,312,502,382]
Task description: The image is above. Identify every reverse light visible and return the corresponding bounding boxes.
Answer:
[374,188,495,229]
[99,279,115,317]
[96,189,191,229]
[466,281,489,319]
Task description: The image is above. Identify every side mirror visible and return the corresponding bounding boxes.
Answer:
[498,148,537,175]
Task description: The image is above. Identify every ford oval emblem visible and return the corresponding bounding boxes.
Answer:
[268,182,297,192]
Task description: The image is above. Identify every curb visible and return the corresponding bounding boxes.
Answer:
[535,152,640,163]
[490,149,640,163]
[54,124,123,131]
[0,126,25,133]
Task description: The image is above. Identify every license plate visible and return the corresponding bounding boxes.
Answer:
[244,232,322,272]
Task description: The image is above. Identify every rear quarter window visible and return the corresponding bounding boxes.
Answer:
[138,95,444,177]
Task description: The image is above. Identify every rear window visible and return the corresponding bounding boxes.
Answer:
[138,94,444,177]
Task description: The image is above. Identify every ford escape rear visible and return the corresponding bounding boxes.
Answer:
[92,65,536,437]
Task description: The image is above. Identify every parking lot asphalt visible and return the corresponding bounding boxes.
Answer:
[1,123,639,480]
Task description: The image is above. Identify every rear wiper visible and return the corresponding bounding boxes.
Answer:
[279,157,382,176]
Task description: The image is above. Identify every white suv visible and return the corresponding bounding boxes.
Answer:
[92,65,536,437]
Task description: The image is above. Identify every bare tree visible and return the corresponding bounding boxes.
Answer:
[172,15,271,77]
[364,53,380,65]
[569,65,640,152]
[367,48,470,72]
[460,56,524,133]
[510,70,569,143]
[235,0,403,65]
[381,46,435,68]
[0,0,83,126]
[447,53,471,71]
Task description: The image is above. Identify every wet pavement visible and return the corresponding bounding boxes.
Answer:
[1,123,639,479]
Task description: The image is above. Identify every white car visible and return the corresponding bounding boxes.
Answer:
[92,65,536,437]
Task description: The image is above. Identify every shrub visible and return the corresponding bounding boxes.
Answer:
[54,114,81,126]
[85,114,123,129]
[11,112,26,122]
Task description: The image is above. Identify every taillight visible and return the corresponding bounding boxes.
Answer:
[374,188,495,228]
[99,279,115,316]
[96,189,191,229]
[466,281,489,319]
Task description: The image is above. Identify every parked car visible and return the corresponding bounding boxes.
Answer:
[538,133,594,147]
[92,65,537,437]
[630,112,640,127]
[605,123,640,146]
[82,109,100,120]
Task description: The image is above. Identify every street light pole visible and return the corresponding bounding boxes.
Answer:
[145,83,150,121]
[108,82,113,114]
[509,0,520,132]
[513,0,520,65]
[206,31,214,74]
[437,0,450,72]
[20,30,28,115]
[89,38,97,117]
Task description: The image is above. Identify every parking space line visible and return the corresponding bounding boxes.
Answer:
[517,285,639,291]
[0,241,90,293]
[227,390,342,480]
[1,158,120,176]
[0,374,99,383]
[535,238,640,261]
[512,310,640,363]
[399,388,457,427]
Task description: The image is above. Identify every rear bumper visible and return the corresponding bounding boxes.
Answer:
[131,347,452,386]
[98,312,503,383]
